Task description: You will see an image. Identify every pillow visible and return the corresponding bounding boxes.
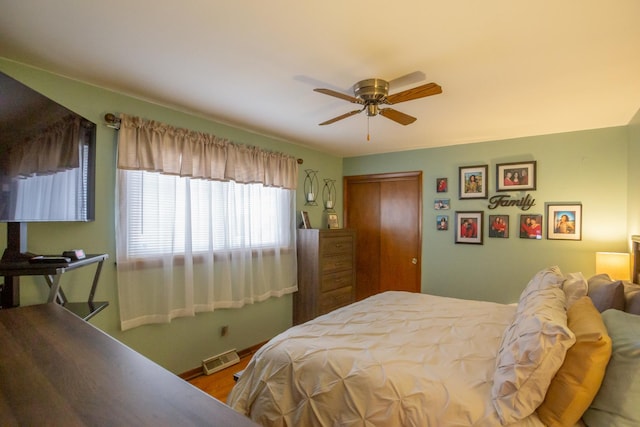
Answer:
[587,274,625,312]
[582,309,640,427]
[562,272,588,309]
[516,265,565,312]
[623,282,640,315]
[492,266,576,425]
[537,297,612,427]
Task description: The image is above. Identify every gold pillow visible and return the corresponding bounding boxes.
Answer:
[537,296,612,427]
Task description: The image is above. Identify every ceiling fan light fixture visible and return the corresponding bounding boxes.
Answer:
[354,78,389,102]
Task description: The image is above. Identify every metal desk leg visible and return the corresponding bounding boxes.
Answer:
[87,260,105,304]
[46,274,65,304]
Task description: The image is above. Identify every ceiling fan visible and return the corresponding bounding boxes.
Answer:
[314,78,442,126]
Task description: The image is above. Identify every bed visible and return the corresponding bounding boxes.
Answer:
[228,244,640,426]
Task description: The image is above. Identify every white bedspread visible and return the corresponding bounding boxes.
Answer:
[228,291,545,426]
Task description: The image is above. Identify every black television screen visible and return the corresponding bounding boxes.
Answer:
[0,72,96,222]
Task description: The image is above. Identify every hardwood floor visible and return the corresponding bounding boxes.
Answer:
[188,355,252,403]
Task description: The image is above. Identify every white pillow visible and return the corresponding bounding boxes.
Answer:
[562,272,588,309]
[516,265,564,311]
[492,266,576,425]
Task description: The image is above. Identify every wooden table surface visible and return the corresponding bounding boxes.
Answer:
[0,303,258,426]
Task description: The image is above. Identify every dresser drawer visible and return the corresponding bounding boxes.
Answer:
[321,254,353,274]
[320,270,354,292]
[320,236,353,256]
[319,286,353,315]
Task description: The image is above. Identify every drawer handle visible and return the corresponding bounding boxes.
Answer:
[334,244,343,248]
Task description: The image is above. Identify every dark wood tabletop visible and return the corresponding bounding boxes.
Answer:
[0,303,259,426]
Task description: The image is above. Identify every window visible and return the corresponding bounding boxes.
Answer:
[114,113,298,330]
[122,170,293,258]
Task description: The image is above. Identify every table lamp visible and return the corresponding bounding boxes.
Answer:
[595,252,630,281]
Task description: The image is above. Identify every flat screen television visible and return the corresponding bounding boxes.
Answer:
[0,71,96,222]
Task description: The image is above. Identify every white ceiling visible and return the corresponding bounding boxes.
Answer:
[1,1,639,157]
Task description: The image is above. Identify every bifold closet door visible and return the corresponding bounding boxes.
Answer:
[344,171,422,301]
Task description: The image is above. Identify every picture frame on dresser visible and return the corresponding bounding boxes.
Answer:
[300,210,311,229]
[327,213,340,229]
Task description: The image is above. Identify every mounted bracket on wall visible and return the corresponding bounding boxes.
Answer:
[304,169,319,206]
[322,179,336,211]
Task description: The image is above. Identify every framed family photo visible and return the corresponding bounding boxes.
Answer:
[437,215,449,230]
[455,211,483,244]
[458,165,488,199]
[519,214,543,239]
[488,214,509,238]
[547,203,582,240]
[496,161,536,191]
[436,177,448,193]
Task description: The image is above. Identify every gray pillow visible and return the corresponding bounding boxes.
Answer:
[587,274,625,312]
[582,309,640,427]
[623,282,640,315]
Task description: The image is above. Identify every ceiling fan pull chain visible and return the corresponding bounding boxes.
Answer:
[367,116,370,141]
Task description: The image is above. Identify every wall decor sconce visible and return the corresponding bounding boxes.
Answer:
[322,179,336,211]
[304,169,319,206]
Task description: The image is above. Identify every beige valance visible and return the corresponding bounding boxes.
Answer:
[8,114,81,178]
[116,114,298,190]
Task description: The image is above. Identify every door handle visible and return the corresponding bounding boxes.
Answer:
[412,258,417,264]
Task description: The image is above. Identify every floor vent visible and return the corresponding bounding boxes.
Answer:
[202,349,240,375]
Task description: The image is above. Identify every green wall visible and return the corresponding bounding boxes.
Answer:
[344,127,632,303]
[0,58,343,373]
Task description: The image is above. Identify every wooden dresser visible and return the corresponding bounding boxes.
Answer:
[294,229,356,325]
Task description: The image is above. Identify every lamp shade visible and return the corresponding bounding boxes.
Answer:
[595,252,631,281]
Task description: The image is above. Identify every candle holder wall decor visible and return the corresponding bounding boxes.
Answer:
[304,169,319,206]
[322,178,336,211]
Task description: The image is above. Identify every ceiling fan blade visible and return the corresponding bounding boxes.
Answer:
[319,109,363,126]
[314,88,361,104]
[388,71,426,90]
[379,108,417,125]
[385,82,442,104]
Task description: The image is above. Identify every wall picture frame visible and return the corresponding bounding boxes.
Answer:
[434,199,450,210]
[455,211,483,244]
[459,165,488,199]
[547,203,582,240]
[488,214,509,238]
[496,161,536,191]
[437,215,449,230]
[436,177,448,193]
[519,214,543,239]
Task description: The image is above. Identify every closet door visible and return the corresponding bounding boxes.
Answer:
[344,171,422,300]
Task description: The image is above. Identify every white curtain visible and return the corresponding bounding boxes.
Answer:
[115,114,298,331]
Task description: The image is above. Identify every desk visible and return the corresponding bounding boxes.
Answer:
[0,303,259,426]
[0,254,108,320]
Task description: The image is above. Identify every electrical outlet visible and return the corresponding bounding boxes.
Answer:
[220,325,229,337]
